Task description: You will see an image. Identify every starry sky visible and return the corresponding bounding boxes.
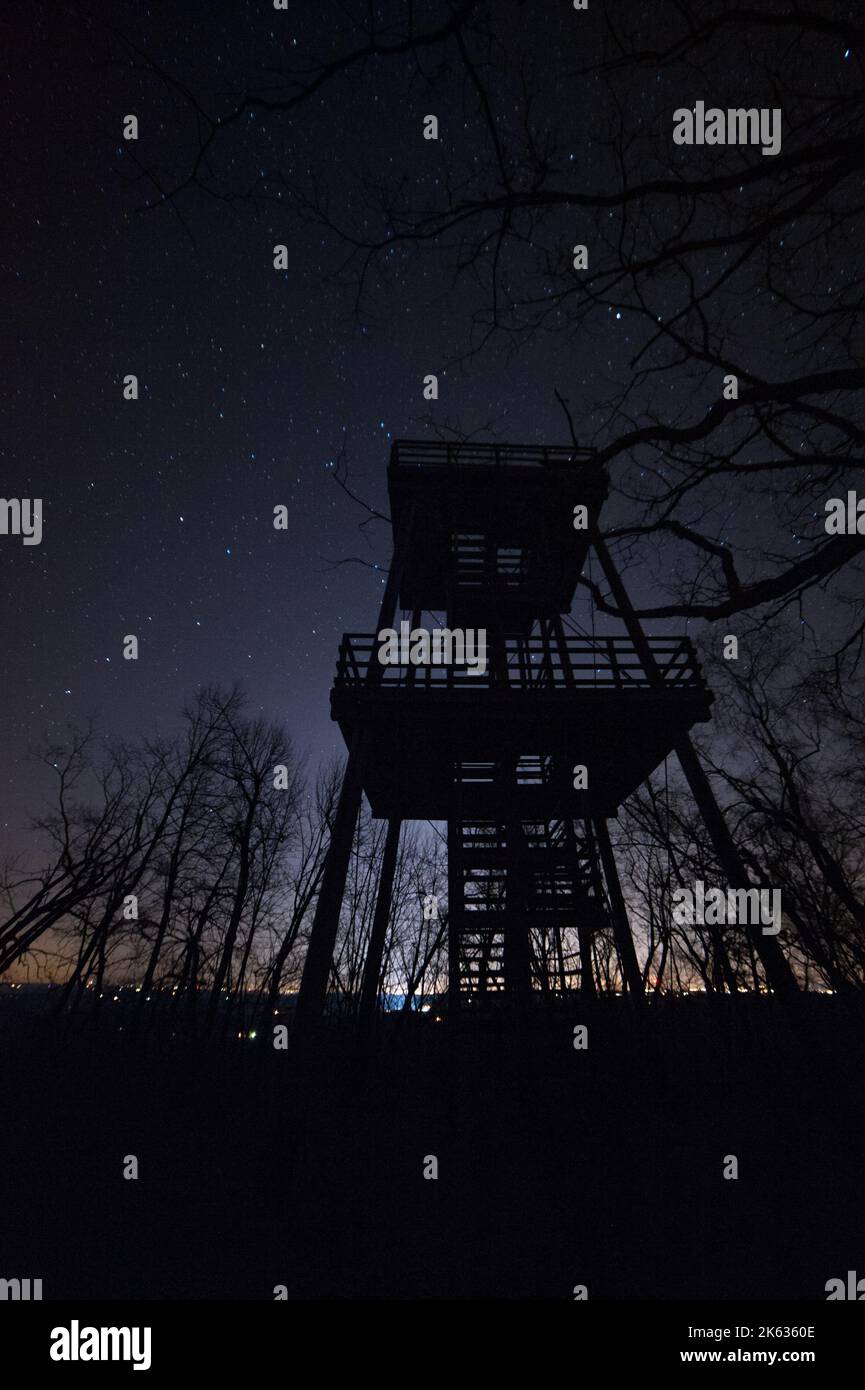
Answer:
[2,1,857,855]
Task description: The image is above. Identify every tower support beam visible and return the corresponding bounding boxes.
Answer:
[358,816,401,1037]
[295,724,369,1033]
[504,821,532,1001]
[592,532,798,998]
[594,817,644,1002]
[296,502,417,1033]
[562,816,596,999]
[447,820,462,1015]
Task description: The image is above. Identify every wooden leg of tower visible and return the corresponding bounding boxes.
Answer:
[503,919,531,1001]
[295,725,369,1035]
[593,817,645,1003]
[563,817,596,1000]
[297,498,418,1041]
[358,816,401,1038]
[554,922,568,996]
[504,821,532,1002]
[592,532,798,1000]
[673,734,798,999]
[447,820,461,1016]
[577,921,596,999]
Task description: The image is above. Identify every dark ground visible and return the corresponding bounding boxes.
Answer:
[1,994,863,1301]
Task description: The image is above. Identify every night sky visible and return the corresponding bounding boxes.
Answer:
[2,1,855,853]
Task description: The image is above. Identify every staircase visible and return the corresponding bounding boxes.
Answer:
[449,818,611,1001]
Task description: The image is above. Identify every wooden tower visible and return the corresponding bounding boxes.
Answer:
[295,440,797,1029]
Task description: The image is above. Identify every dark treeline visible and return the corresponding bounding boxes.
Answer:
[0,685,447,1026]
[619,629,865,995]
[2,636,864,1016]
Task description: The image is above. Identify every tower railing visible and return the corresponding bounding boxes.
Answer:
[334,633,705,693]
[390,439,597,471]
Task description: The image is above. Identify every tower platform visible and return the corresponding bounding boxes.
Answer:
[330,631,712,818]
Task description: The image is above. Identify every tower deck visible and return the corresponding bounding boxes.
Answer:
[330,631,712,818]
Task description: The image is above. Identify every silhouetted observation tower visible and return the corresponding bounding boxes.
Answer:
[295,439,797,1028]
